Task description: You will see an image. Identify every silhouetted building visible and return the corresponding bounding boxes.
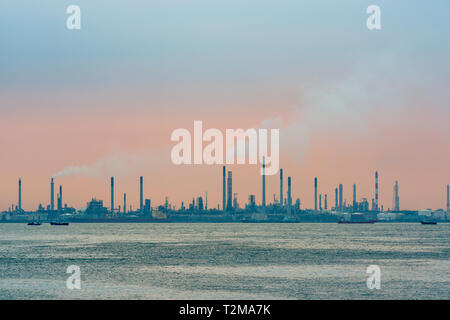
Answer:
[144,199,151,214]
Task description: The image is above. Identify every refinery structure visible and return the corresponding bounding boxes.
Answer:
[1,168,449,223]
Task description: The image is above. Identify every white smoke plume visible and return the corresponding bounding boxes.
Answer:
[53,152,166,179]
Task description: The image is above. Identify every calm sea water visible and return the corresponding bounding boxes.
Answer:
[0,223,448,299]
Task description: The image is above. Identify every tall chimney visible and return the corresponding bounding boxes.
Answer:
[262,156,266,207]
[375,171,379,211]
[111,177,114,213]
[50,178,55,211]
[58,185,63,211]
[280,169,283,206]
[394,180,400,211]
[140,176,143,213]
[319,194,322,211]
[222,166,226,211]
[339,184,343,211]
[447,184,449,212]
[227,171,233,211]
[335,187,338,210]
[123,193,127,214]
[287,176,292,207]
[353,183,356,211]
[324,194,328,210]
[314,177,318,212]
[18,178,22,212]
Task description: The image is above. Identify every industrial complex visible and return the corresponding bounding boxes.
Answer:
[2,167,449,223]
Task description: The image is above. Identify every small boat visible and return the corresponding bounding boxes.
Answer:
[27,221,42,226]
[338,219,377,224]
[50,221,69,226]
[421,221,437,225]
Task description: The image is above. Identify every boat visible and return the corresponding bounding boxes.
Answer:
[27,221,41,226]
[50,221,69,226]
[420,221,437,225]
[338,219,377,224]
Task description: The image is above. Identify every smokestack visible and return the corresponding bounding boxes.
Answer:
[123,193,127,214]
[324,194,328,210]
[18,178,22,212]
[447,184,449,212]
[262,156,266,207]
[393,180,400,211]
[314,177,318,212]
[280,169,283,206]
[50,178,55,211]
[339,184,343,211]
[353,184,356,211]
[111,177,114,213]
[335,188,338,210]
[375,171,379,211]
[140,176,143,213]
[223,166,226,211]
[319,194,322,211]
[227,171,233,211]
[287,176,292,207]
[58,185,63,212]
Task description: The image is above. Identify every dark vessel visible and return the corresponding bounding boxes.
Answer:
[50,222,69,226]
[27,221,41,226]
[420,221,437,225]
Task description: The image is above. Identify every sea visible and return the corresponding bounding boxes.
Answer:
[0,223,448,299]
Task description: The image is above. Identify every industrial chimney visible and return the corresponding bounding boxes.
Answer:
[18,178,22,212]
[140,176,143,213]
[314,177,318,212]
[222,166,226,211]
[50,178,55,211]
[280,169,283,207]
[262,157,266,207]
[227,171,233,211]
[111,177,114,213]
[375,171,379,211]
[335,187,338,210]
[447,184,449,212]
[287,176,292,207]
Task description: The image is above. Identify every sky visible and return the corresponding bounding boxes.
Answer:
[0,0,449,211]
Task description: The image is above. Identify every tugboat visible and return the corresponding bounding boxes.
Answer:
[50,221,69,226]
[421,213,437,225]
[420,221,437,225]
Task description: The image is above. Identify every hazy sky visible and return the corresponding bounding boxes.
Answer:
[1,0,449,211]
